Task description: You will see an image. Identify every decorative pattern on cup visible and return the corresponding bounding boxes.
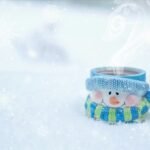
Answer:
[90,90,141,108]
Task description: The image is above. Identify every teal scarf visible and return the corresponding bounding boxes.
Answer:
[85,96,150,123]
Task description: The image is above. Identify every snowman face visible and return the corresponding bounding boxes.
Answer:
[90,90,142,108]
[102,90,128,107]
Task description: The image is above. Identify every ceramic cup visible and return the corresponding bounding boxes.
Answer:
[85,67,150,123]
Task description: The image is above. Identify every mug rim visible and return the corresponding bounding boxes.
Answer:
[90,67,146,81]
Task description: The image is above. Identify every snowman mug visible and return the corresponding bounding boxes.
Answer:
[85,67,150,123]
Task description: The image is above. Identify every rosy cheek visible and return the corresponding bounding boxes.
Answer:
[125,95,140,106]
[91,91,103,103]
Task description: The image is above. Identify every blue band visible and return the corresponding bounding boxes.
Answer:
[86,67,149,96]
[90,67,146,81]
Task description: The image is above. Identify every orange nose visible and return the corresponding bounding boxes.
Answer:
[109,96,120,105]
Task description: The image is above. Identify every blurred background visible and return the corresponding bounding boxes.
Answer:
[0,0,150,150]
[1,0,150,71]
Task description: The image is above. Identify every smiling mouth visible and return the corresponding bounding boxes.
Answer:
[102,99,125,107]
[110,100,120,105]
[109,97,120,105]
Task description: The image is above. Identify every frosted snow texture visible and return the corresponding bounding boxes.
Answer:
[0,1,150,150]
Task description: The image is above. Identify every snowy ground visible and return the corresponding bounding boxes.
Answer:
[0,1,150,150]
[1,69,150,150]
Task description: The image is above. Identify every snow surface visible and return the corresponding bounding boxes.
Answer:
[0,1,150,150]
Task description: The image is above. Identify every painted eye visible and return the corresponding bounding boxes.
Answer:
[109,91,112,95]
[116,92,119,95]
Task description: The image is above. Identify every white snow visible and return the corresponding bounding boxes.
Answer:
[0,1,150,150]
